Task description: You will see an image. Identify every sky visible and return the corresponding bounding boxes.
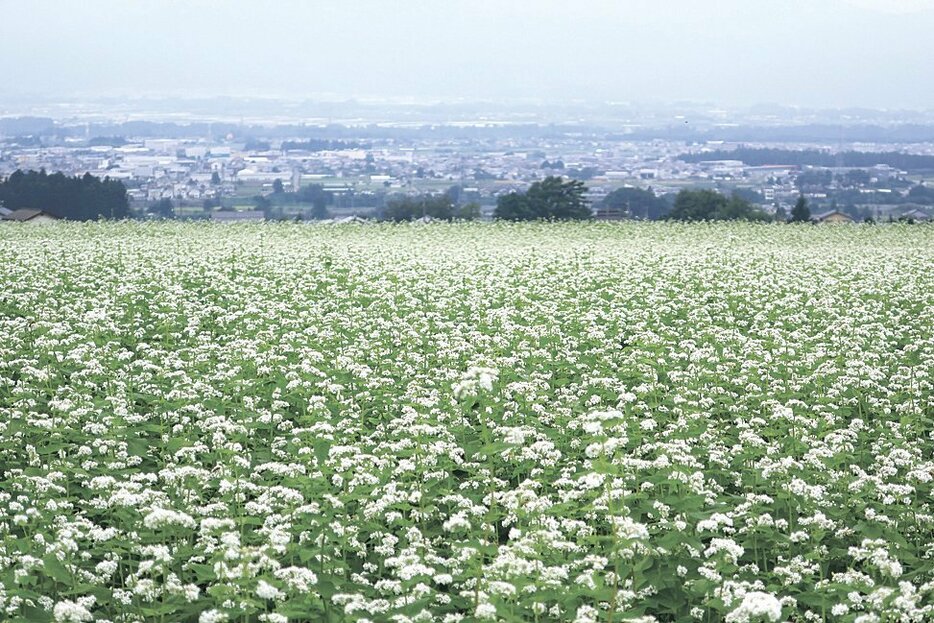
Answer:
[1,0,933,109]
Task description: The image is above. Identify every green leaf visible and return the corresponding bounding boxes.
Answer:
[42,554,71,584]
[20,607,52,623]
[314,440,331,467]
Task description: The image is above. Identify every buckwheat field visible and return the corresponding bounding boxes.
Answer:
[1,221,933,623]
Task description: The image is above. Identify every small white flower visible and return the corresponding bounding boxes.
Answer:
[199,610,228,623]
[725,591,782,623]
[475,602,497,620]
[256,579,282,600]
[53,600,93,623]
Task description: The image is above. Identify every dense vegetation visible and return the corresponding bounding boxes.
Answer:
[0,169,129,220]
[667,189,771,222]
[494,176,590,221]
[381,194,481,222]
[280,140,369,152]
[0,222,932,622]
[596,187,671,220]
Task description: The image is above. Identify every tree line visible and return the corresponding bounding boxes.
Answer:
[0,169,129,220]
[0,168,838,224]
[678,148,934,171]
[280,139,369,152]
[381,176,817,224]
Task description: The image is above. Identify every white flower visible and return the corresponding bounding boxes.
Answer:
[611,516,650,540]
[199,610,228,623]
[142,508,196,530]
[256,579,282,600]
[704,538,744,564]
[573,605,599,623]
[725,591,782,623]
[53,600,93,623]
[475,603,497,620]
[453,366,498,400]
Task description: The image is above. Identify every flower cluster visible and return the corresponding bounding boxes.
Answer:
[0,221,932,622]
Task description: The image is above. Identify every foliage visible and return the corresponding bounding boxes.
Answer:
[281,139,368,151]
[87,136,128,147]
[0,169,129,220]
[382,195,455,222]
[790,195,812,223]
[148,198,175,218]
[243,138,271,151]
[457,201,482,221]
[599,187,670,220]
[494,176,590,221]
[796,169,834,190]
[492,192,532,221]
[253,194,272,211]
[0,222,932,622]
[268,184,334,219]
[668,189,770,222]
[908,184,934,204]
[837,169,871,187]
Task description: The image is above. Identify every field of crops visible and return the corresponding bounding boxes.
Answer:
[0,221,932,623]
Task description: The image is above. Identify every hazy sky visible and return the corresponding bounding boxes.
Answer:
[1,0,933,109]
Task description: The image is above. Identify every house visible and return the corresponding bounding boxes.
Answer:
[814,210,854,224]
[1,208,61,223]
[901,208,931,222]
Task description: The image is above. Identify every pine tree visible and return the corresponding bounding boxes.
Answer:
[789,195,811,223]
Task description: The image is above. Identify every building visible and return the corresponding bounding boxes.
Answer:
[901,208,931,222]
[814,210,854,224]
[1,208,60,223]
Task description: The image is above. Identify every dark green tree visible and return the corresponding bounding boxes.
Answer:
[717,194,771,221]
[211,171,221,185]
[599,187,669,220]
[668,189,727,221]
[310,201,330,220]
[526,176,590,220]
[445,185,462,204]
[272,178,284,194]
[790,195,811,223]
[495,176,590,221]
[148,198,175,219]
[382,195,455,222]
[668,189,769,222]
[907,184,934,204]
[0,169,129,220]
[457,202,482,221]
[254,195,271,211]
[493,192,533,221]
